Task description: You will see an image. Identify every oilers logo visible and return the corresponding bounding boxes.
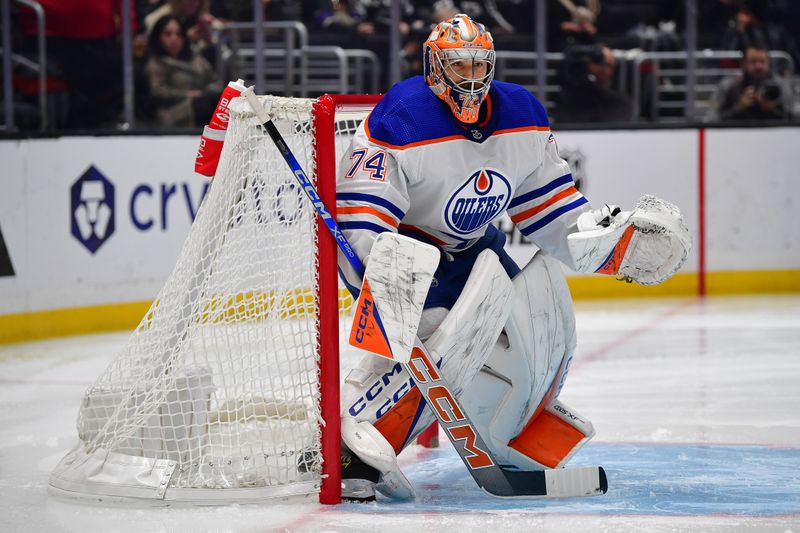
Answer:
[444,169,511,235]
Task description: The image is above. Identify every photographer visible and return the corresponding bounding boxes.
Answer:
[711,45,793,121]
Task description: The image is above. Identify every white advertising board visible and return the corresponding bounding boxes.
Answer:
[705,127,800,271]
[0,136,210,314]
[1,127,798,319]
[498,128,700,273]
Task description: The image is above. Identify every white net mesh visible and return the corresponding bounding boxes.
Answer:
[49,95,369,502]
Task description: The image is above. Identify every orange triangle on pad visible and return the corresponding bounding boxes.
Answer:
[349,278,394,360]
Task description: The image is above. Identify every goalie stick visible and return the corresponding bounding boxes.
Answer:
[243,88,607,499]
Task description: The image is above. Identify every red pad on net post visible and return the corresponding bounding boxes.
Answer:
[195,126,228,177]
[194,80,246,177]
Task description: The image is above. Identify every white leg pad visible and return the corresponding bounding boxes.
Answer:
[392,248,515,443]
[426,249,514,398]
[459,251,590,471]
[340,249,513,447]
[341,416,415,500]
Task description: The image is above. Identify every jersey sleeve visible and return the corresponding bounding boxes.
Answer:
[507,131,592,268]
[335,122,410,294]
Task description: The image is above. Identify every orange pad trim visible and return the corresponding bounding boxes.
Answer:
[596,224,635,275]
[373,387,424,454]
[507,410,586,469]
[349,278,394,360]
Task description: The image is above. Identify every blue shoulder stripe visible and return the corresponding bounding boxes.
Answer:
[509,174,574,209]
[337,192,406,219]
[519,197,588,236]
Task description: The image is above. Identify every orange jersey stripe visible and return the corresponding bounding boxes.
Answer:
[364,112,550,151]
[338,206,398,228]
[493,125,550,136]
[510,186,579,224]
[365,120,464,150]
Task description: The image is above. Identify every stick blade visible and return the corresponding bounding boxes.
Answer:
[482,466,607,499]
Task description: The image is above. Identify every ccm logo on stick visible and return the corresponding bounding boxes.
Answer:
[409,348,495,469]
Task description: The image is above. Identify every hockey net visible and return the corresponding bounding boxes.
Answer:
[49,94,380,504]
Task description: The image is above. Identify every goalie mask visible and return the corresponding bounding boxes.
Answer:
[423,14,495,124]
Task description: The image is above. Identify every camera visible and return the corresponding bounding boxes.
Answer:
[758,80,782,101]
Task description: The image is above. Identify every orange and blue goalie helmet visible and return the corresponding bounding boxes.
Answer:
[423,14,495,124]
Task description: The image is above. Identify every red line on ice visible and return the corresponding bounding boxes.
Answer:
[570,299,696,374]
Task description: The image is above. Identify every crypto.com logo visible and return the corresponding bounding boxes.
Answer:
[71,166,115,254]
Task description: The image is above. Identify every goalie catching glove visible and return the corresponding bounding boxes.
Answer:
[568,195,691,285]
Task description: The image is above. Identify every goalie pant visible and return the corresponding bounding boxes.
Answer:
[341,236,594,474]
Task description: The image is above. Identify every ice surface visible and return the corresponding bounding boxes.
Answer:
[1,295,799,532]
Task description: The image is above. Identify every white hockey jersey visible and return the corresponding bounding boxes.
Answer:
[336,76,591,289]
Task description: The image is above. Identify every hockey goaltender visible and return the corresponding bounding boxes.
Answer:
[330,14,691,502]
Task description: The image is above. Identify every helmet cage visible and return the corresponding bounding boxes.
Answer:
[423,15,495,124]
[436,47,496,99]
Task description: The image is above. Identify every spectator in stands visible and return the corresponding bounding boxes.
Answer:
[144,0,221,63]
[721,1,800,74]
[310,0,424,88]
[308,0,380,38]
[17,0,136,129]
[487,0,535,35]
[426,1,514,34]
[144,14,222,128]
[710,44,794,121]
[553,44,632,123]
[548,0,601,51]
[349,0,421,39]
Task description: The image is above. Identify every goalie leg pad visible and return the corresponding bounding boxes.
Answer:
[425,248,514,399]
[341,249,513,452]
[459,252,592,471]
[507,399,595,469]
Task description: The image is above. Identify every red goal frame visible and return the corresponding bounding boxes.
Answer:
[313,94,383,504]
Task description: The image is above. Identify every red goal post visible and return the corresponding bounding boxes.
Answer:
[314,95,383,504]
[315,96,439,502]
